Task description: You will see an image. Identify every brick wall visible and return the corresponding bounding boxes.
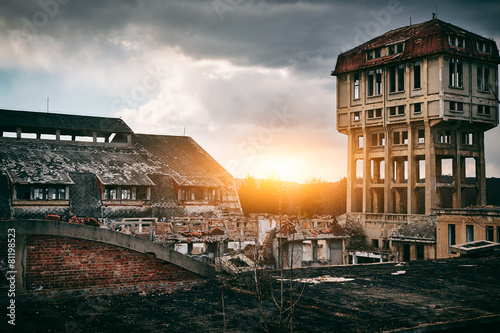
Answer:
[25,235,204,296]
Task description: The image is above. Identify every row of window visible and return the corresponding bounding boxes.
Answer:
[353,58,493,99]
[449,224,499,248]
[15,185,67,201]
[179,187,218,201]
[366,42,405,61]
[448,36,493,54]
[365,36,492,62]
[354,103,493,122]
[102,186,150,201]
[357,128,476,148]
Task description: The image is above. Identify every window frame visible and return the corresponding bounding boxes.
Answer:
[389,64,405,93]
[393,129,408,145]
[477,63,490,92]
[413,61,422,89]
[353,72,360,100]
[449,58,463,88]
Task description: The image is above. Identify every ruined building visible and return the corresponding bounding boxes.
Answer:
[0,109,243,221]
[332,18,500,261]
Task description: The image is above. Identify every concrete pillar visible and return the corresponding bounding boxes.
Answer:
[362,130,369,213]
[425,123,436,214]
[478,132,487,205]
[16,127,21,140]
[384,134,392,213]
[407,125,414,214]
[346,130,353,213]
[56,130,60,140]
[454,131,461,208]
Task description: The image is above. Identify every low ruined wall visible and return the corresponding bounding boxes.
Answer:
[0,220,216,297]
[23,235,204,296]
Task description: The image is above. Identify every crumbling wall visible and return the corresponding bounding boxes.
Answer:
[25,235,204,296]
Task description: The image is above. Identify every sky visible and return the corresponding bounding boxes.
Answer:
[0,0,499,183]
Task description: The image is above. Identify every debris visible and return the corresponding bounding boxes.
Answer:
[391,270,406,276]
[278,275,355,284]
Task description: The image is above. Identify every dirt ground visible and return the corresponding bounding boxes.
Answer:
[2,255,500,332]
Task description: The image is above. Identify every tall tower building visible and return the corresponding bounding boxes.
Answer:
[332,18,499,216]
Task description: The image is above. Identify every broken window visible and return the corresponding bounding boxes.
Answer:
[413,61,421,89]
[367,68,382,96]
[477,63,490,91]
[413,103,422,114]
[462,132,474,146]
[375,68,382,95]
[353,73,360,99]
[417,128,425,143]
[121,188,131,200]
[466,225,474,243]
[367,108,382,119]
[367,70,374,96]
[450,101,464,112]
[477,105,491,115]
[449,58,463,88]
[439,158,453,183]
[393,130,408,145]
[389,64,405,93]
[371,132,385,147]
[486,226,494,242]
[449,36,465,48]
[477,42,492,53]
[397,64,405,91]
[389,105,405,116]
[437,129,452,144]
[16,185,67,201]
[103,187,118,200]
[464,158,476,183]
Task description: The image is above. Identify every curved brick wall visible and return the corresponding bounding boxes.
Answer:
[25,235,204,296]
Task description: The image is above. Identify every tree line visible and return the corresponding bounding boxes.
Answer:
[237,174,347,218]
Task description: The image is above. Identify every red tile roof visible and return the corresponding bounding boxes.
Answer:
[332,19,500,75]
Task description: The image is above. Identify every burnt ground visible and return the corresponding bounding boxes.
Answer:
[2,255,500,333]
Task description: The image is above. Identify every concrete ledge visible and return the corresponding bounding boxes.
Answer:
[0,220,216,278]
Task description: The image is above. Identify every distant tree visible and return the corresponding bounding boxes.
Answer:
[259,172,282,214]
[300,177,326,217]
[330,177,347,217]
[238,175,260,215]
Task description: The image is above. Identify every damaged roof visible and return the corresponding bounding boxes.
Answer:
[0,109,133,134]
[0,140,159,186]
[390,221,436,243]
[132,134,233,189]
[332,18,500,75]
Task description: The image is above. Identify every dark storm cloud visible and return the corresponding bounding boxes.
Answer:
[1,0,499,76]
